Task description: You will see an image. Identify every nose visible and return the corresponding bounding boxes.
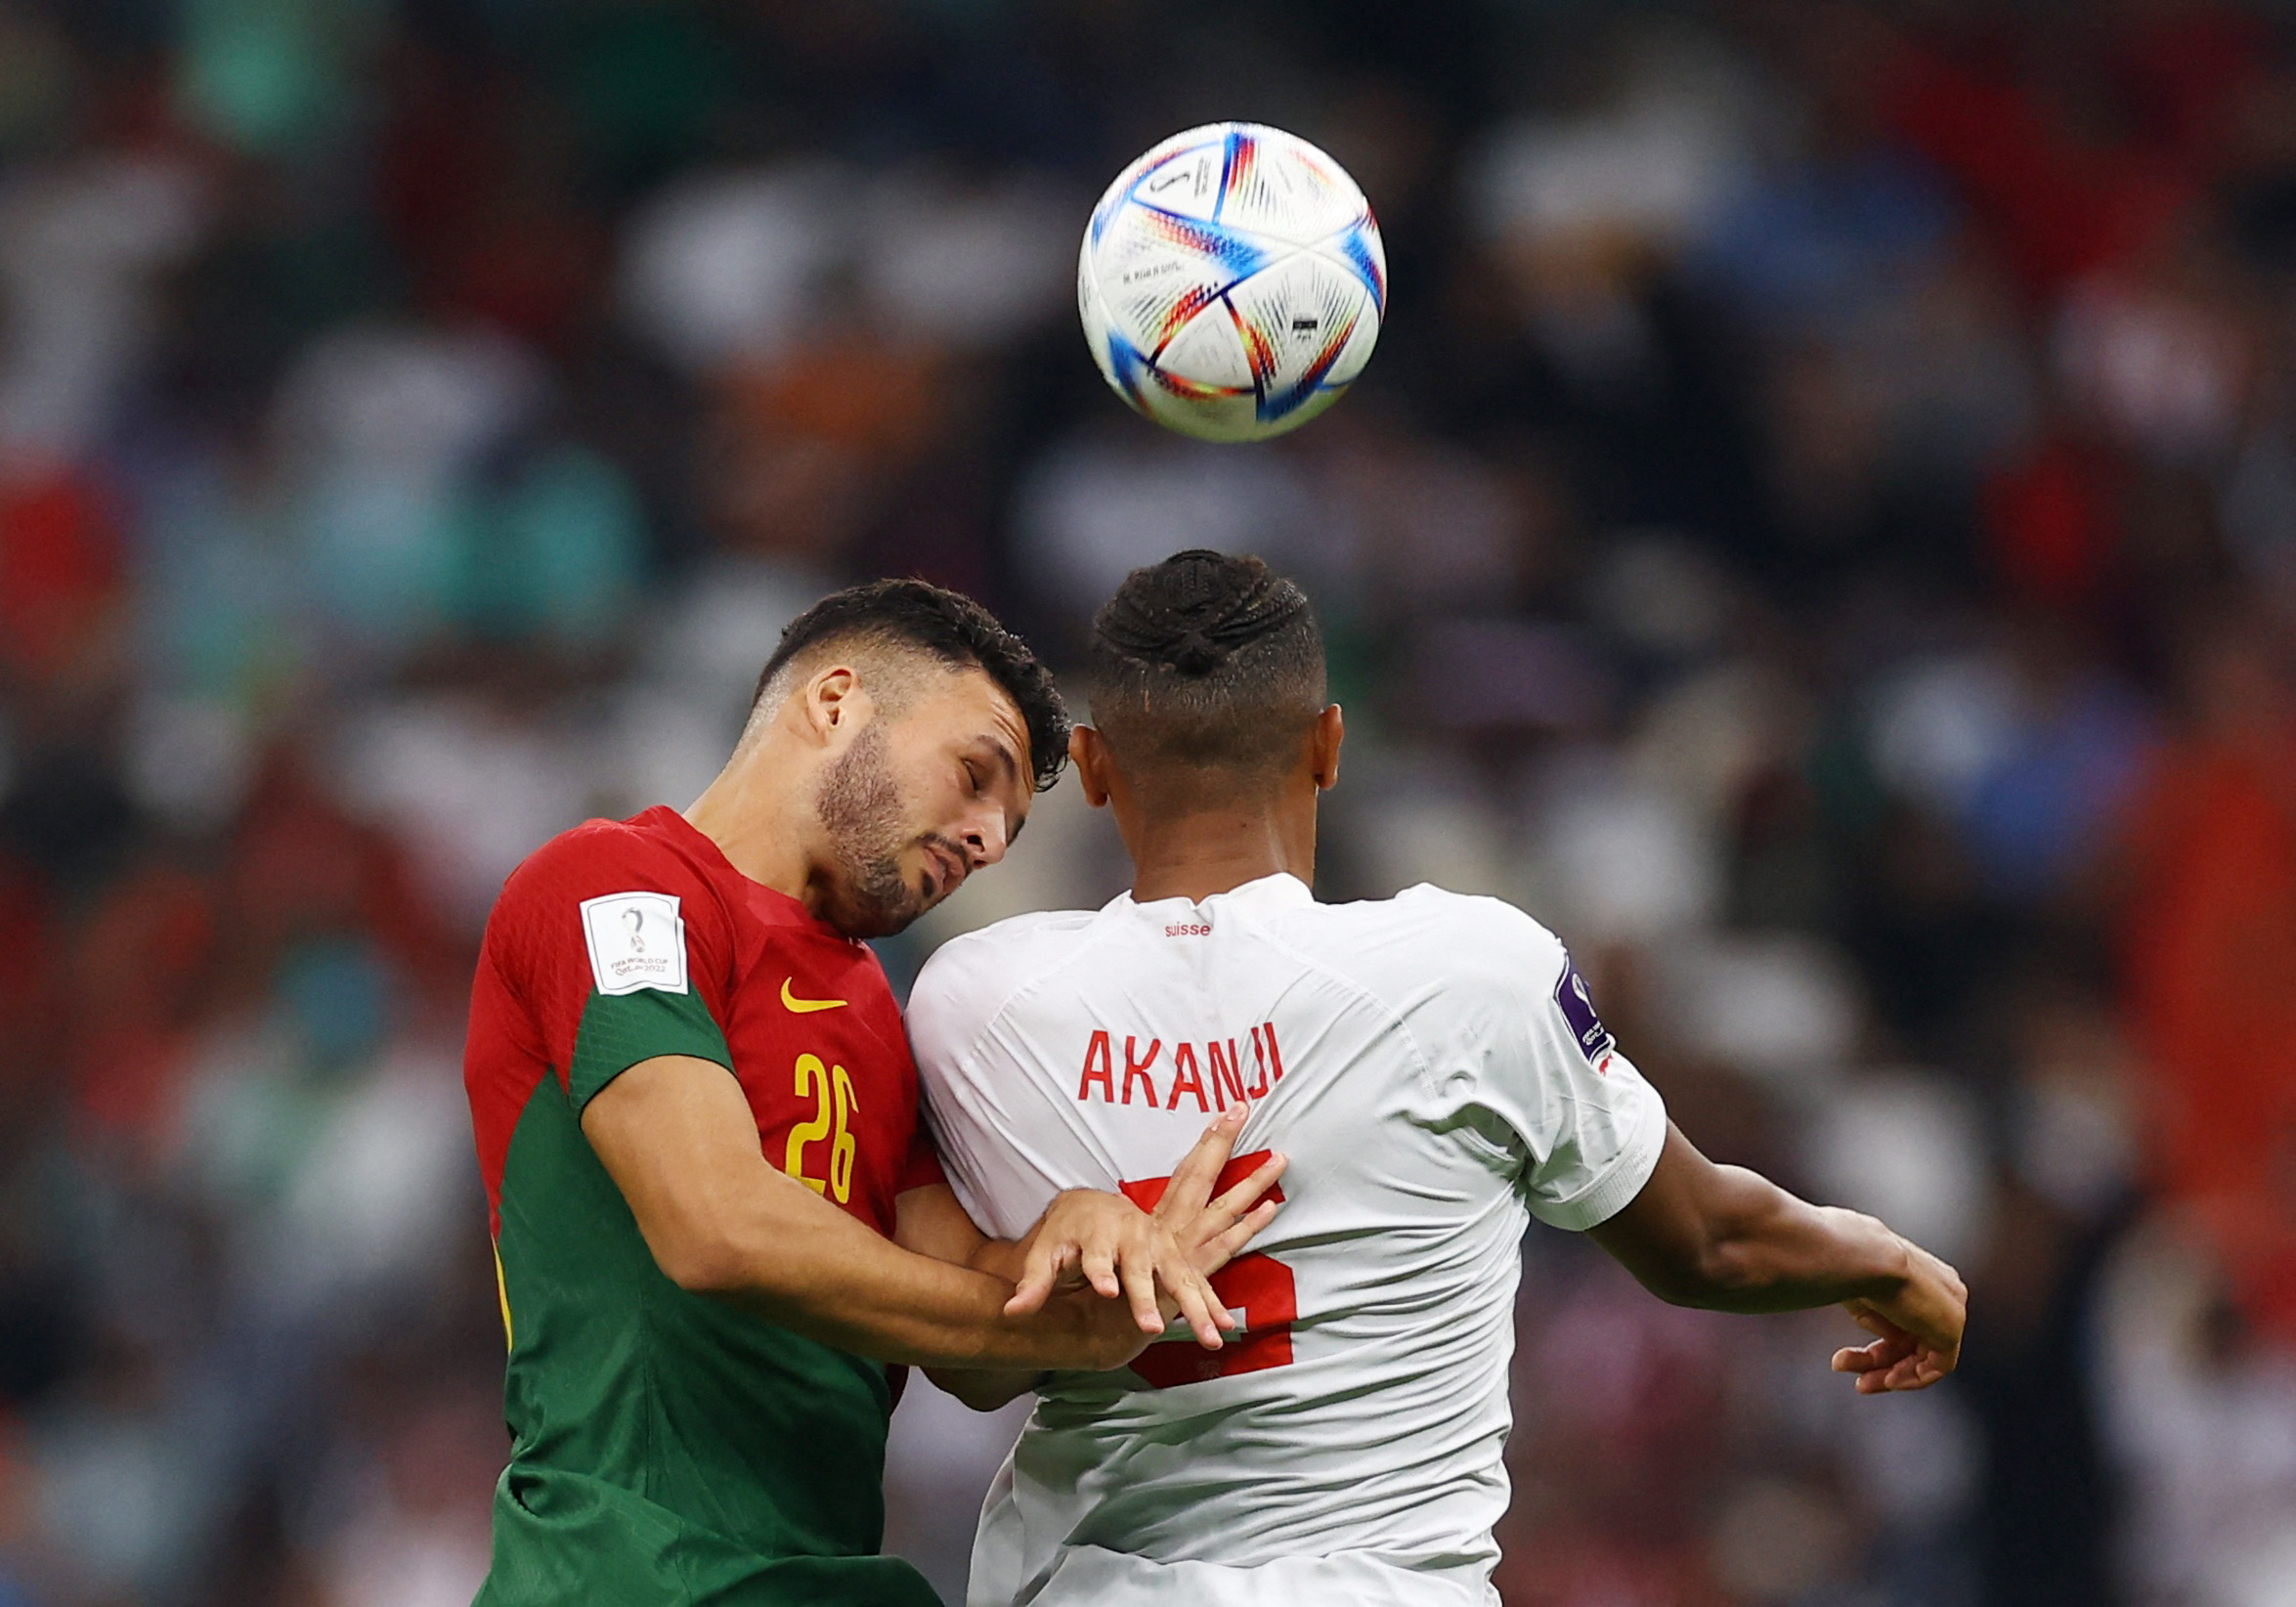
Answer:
[962,808,1009,871]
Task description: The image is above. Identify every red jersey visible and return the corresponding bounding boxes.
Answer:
[463,804,944,1606]
[468,804,940,1241]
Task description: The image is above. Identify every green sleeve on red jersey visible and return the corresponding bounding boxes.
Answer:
[569,985,735,1113]
[490,821,742,1114]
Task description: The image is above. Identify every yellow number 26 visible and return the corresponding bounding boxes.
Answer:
[787,1053,859,1204]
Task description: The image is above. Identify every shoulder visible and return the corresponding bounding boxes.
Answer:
[489,816,732,964]
[1281,884,1568,1002]
[504,816,714,904]
[908,908,1103,1068]
[916,907,1103,992]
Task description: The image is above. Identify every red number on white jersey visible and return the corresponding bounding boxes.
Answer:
[1119,1151,1296,1389]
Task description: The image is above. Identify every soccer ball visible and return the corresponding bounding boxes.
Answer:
[1078,122,1386,444]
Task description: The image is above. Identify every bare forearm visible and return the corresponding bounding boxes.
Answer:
[1591,1125,1966,1390]
[938,1242,1055,1403]
[706,1209,1016,1364]
[915,1202,1061,1407]
[681,1175,1120,1370]
[1591,1125,1911,1315]
[967,1234,1029,1283]
[1666,1166,1910,1313]
[720,1270,1066,1372]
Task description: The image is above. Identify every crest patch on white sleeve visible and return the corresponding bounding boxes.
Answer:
[580,892,688,996]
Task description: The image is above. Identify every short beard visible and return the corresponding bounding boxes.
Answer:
[812,725,923,937]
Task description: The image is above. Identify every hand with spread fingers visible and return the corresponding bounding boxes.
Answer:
[1154,1104,1286,1281]
[1002,1105,1285,1351]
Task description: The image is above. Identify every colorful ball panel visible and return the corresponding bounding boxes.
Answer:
[1079,122,1385,444]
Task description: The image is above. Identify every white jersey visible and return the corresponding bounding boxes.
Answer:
[908,872,1668,1607]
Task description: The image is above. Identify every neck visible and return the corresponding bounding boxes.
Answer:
[682,735,825,914]
[1123,795,1317,904]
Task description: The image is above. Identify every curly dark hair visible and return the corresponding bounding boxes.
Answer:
[1087,550,1325,775]
[753,579,1071,792]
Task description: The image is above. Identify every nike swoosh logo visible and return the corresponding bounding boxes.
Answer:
[781,977,848,1014]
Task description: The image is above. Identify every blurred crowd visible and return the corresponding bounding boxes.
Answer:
[0,1,2293,1604]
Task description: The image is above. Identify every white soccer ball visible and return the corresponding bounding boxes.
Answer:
[1078,122,1386,444]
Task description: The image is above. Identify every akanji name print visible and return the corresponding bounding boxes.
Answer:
[1075,1023,1285,1110]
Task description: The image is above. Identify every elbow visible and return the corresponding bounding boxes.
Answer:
[1638,1238,1762,1310]
[1686,1240,1766,1307]
[650,1226,754,1297]
[925,1368,1037,1412]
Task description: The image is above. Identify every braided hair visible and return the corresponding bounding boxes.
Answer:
[1087,551,1326,778]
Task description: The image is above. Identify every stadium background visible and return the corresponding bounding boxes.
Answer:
[0,0,2292,1602]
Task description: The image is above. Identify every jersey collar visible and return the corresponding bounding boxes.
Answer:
[1111,870,1317,916]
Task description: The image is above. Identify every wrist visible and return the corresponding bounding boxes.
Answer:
[1022,1189,1124,1255]
[1043,1284,1148,1372]
[968,1235,1024,1282]
[1046,1188,1137,1232]
[1850,1215,1914,1300]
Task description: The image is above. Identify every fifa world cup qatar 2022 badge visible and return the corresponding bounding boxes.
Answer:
[1553,957,1616,1072]
[580,891,690,996]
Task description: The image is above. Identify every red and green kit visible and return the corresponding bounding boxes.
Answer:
[464,805,943,1606]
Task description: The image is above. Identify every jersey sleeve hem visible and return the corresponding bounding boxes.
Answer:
[567,986,737,1113]
[1526,1090,1668,1233]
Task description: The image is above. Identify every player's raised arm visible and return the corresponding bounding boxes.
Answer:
[583,1054,1276,1373]
[1588,1122,1968,1392]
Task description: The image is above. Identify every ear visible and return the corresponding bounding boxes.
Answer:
[1069,726,1114,808]
[800,666,865,746]
[1311,704,1344,792]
